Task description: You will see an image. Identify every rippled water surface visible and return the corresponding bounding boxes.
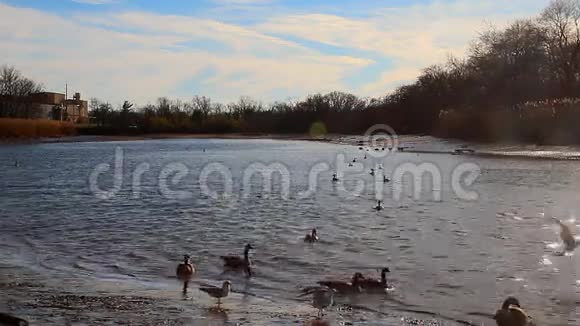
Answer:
[1,138,579,325]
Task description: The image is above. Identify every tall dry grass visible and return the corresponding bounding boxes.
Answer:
[0,118,76,138]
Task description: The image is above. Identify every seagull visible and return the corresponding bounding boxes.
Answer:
[299,286,334,319]
[553,217,577,254]
[200,280,232,307]
[176,255,195,294]
[304,228,319,243]
[221,243,253,277]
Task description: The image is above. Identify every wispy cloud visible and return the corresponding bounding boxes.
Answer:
[0,0,551,105]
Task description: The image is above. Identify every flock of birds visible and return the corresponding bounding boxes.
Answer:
[170,148,580,325]
[171,218,575,326]
[174,231,395,322]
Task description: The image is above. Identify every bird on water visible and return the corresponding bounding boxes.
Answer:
[304,228,319,243]
[494,297,535,326]
[221,243,254,277]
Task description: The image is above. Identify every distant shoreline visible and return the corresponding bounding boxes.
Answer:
[0,133,338,145]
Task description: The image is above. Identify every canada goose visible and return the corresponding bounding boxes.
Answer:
[358,268,390,292]
[299,286,334,319]
[176,255,195,294]
[221,244,253,277]
[332,173,339,182]
[348,163,353,167]
[304,228,319,243]
[352,158,357,163]
[364,154,367,159]
[373,200,383,211]
[0,313,28,326]
[316,273,364,294]
[200,280,232,307]
[553,217,577,253]
[370,169,375,176]
[494,297,534,326]
[383,175,390,183]
[13,159,19,168]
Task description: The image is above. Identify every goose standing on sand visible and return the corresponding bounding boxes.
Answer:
[304,228,319,243]
[316,272,364,294]
[299,286,334,319]
[200,280,232,307]
[494,297,535,326]
[176,255,195,294]
[358,268,391,292]
[221,243,253,277]
[553,217,577,254]
[373,200,383,211]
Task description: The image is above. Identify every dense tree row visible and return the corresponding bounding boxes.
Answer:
[8,0,580,144]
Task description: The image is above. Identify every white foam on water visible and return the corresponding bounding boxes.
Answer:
[541,256,553,266]
[546,242,560,249]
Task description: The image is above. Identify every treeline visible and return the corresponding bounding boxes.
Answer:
[9,0,580,144]
[86,0,580,143]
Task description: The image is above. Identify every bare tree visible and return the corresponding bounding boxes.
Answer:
[539,0,580,96]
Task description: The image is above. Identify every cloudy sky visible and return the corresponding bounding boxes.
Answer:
[0,0,550,105]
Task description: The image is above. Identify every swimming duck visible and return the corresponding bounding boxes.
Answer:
[299,286,334,319]
[493,297,535,326]
[316,272,364,294]
[176,254,195,294]
[200,280,232,307]
[373,200,383,211]
[370,169,375,176]
[332,173,339,182]
[304,228,319,243]
[358,268,390,292]
[221,243,253,277]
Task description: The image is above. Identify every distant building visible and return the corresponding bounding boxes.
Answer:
[0,91,88,123]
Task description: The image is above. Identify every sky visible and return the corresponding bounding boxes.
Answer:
[0,0,551,105]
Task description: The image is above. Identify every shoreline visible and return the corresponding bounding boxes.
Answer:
[3,133,580,161]
[0,133,337,145]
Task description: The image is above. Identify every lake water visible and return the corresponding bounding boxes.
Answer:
[0,138,579,325]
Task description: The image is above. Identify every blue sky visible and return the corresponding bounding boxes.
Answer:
[0,0,550,105]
